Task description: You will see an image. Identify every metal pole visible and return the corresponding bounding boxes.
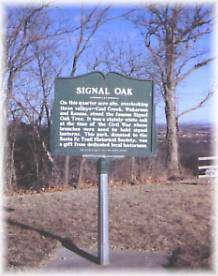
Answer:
[98,158,109,265]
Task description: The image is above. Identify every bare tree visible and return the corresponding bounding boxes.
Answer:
[5,6,49,190]
[5,5,76,189]
[127,4,214,178]
[88,5,213,180]
[64,5,111,188]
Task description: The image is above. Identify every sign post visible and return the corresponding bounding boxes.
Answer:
[50,72,156,265]
[98,158,109,265]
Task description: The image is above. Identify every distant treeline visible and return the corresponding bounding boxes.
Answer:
[5,121,213,192]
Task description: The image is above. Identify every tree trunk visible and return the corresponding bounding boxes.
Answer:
[64,156,70,187]
[5,72,17,192]
[77,157,86,187]
[165,92,180,179]
[5,136,17,192]
[130,157,137,184]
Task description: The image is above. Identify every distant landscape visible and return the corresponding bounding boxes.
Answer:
[157,123,213,142]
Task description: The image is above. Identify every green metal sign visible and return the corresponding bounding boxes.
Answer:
[50,72,156,157]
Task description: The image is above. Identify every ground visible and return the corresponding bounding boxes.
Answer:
[4,181,214,272]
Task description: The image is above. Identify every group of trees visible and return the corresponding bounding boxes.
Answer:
[4,4,214,191]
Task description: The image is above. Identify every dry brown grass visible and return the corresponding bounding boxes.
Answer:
[4,181,214,271]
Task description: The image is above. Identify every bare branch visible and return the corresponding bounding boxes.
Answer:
[177,90,214,118]
[71,6,110,76]
[177,57,214,83]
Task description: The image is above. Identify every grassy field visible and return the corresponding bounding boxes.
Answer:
[4,181,214,271]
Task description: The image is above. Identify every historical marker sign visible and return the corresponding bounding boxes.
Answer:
[50,72,156,265]
[50,72,156,157]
